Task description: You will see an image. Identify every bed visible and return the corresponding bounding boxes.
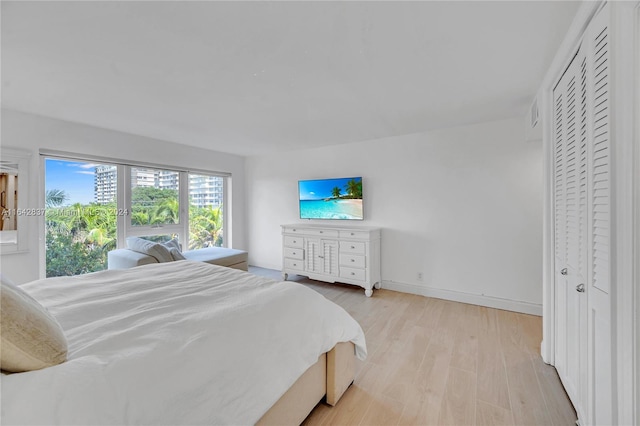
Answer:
[0,261,367,425]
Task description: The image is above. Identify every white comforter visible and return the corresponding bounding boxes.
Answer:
[1,261,366,425]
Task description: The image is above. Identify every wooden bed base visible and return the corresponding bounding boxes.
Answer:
[257,341,355,425]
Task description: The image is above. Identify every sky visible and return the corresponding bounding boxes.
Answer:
[298,177,361,200]
[45,159,99,205]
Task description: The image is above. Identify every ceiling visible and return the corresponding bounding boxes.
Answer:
[1,1,579,157]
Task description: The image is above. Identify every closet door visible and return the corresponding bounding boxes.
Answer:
[552,5,614,425]
[585,6,612,425]
[576,49,590,416]
[553,55,568,390]
[553,62,568,382]
[553,52,586,415]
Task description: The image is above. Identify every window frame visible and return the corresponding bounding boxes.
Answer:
[40,150,230,276]
[187,171,227,250]
[123,166,187,248]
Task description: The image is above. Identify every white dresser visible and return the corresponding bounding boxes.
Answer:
[281,224,381,297]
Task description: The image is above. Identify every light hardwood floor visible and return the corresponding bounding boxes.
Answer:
[249,267,577,426]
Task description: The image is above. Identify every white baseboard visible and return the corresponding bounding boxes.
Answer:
[381,280,542,316]
[248,262,282,272]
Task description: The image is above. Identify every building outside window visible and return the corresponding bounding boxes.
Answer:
[45,157,227,277]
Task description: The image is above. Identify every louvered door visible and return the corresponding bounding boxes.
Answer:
[576,51,589,414]
[553,55,567,385]
[552,4,613,425]
[320,240,338,276]
[585,6,612,425]
[553,51,585,414]
[305,238,321,273]
[305,238,338,277]
[553,64,568,383]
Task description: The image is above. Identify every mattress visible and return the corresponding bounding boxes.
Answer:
[1,261,366,425]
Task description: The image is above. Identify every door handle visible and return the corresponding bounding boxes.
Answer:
[561,268,568,275]
[576,283,585,293]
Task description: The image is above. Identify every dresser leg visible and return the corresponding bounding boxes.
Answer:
[365,288,373,297]
[282,272,288,281]
[374,282,381,289]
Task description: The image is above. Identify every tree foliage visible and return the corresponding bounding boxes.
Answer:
[46,230,109,277]
[45,188,223,277]
[131,186,178,204]
[45,189,68,208]
[345,179,363,199]
[189,205,223,250]
[331,186,342,198]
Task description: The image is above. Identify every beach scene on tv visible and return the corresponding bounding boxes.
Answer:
[299,177,363,220]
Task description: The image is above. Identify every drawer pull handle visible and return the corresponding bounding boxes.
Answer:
[351,246,355,249]
[351,233,354,235]
[320,231,323,234]
[292,252,296,255]
[293,240,297,244]
[351,259,355,262]
[351,272,355,276]
[293,263,297,267]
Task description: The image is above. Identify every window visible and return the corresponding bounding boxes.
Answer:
[129,168,180,227]
[188,173,224,249]
[44,155,228,277]
[45,159,118,277]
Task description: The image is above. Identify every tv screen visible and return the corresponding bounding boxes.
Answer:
[299,177,363,220]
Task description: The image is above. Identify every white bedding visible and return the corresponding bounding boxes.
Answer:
[1,261,367,425]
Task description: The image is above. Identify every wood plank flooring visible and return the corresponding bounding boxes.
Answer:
[249,267,577,426]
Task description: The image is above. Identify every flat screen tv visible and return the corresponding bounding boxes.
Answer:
[299,177,363,220]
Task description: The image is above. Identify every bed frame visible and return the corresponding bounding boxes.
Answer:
[257,341,355,425]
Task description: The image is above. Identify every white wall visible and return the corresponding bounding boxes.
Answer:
[0,109,246,284]
[246,117,543,313]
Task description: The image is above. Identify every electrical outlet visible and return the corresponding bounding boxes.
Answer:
[417,272,423,282]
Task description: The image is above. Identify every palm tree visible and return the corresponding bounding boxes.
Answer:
[189,205,223,249]
[45,199,117,276]
[154,198,179,224]
[45,189,70,233]
[82,203,117,249]
[45,189,68,208]
[131,211,151,226]
[345,179,362,198]
[331,187,342,199]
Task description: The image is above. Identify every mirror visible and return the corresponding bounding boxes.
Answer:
[0,148,31,254]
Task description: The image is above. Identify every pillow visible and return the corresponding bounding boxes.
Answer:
[0,275,68,372]
[162,238,182,252]
[126,237,173,263]
[168,247,186,261]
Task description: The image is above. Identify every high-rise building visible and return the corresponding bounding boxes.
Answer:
[94,167,223,208]
[189,174,224,208]
[157,170,179,190]
[134,168,156,188]
[94,165,117,204]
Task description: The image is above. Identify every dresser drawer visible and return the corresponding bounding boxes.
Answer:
[340,267,366,281]
[339,254,365,268]
[284,247,304,260]
[283,227,338,238]
[284,258,304,271]
[339,241,366,254]
[305,229,339,238]
[339,230,370,240]
[283,235,303,248]
[282,226,302,234]
[283,226,305,234]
